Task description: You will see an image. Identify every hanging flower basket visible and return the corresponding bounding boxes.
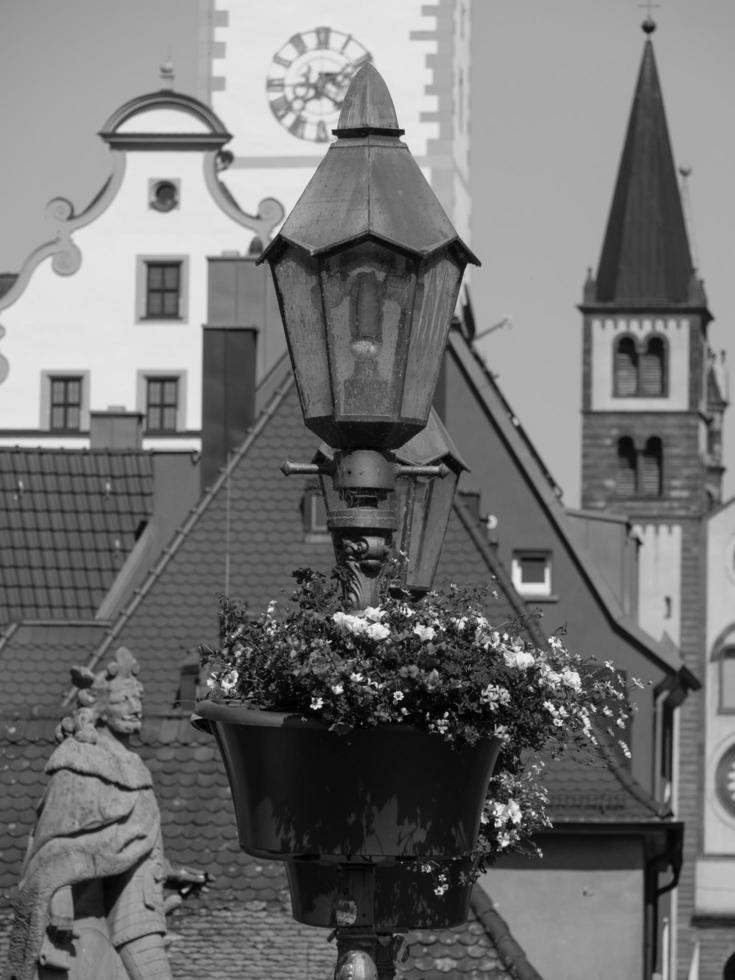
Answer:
[286,856,476,930]
[194,700,500,860]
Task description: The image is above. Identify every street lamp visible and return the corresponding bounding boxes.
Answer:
[258,63,479,979]
[261,63,478,610]
[312,409,469,597]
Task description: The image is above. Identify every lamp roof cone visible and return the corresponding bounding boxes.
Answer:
[260,64,480,451]
[263,63,479,260]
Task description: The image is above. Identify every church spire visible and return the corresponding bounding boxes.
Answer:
[594,24,697,306]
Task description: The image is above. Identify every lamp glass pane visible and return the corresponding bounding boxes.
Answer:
[320,242,417,423]
[402,252,463,420]
[271,249,333,422]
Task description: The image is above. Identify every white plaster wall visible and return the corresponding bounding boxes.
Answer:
[0,147,269,441]
[635,523,682,645]
[590,317,690,411]
[117,107,210,134]
[695,857,735,914]
[209,0,464,230]
[212,0,438,160]
[700,504,735,863]
[483,865,643,980]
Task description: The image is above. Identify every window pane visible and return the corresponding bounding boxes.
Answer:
[640,337,665,396]
[162,292,179,316]
[148,265,163,288]
[50,406,65,430]
[520,556,547,583]
[721,653,735,711]
[640,438,662,495]
[615,338,638,396]
[617,437,637,495]
[147,293,162,317]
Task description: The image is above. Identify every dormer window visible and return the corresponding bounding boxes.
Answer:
[511,551,552,598]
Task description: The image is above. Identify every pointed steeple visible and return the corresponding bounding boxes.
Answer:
[594,25,697,305]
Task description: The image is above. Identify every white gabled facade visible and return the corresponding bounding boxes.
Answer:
[0,88,285,450]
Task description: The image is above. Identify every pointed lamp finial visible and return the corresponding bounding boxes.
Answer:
[334,63,404,136]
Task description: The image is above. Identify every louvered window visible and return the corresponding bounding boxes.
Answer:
[639,437,663,496]
[616,437,637,495]
[614,337,638,396]
[640,336,666,396]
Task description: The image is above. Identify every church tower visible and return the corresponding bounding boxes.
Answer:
[580,20,729,978]
[580,18,717,648]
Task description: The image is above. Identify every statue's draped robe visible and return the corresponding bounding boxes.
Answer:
[5,732,166,980]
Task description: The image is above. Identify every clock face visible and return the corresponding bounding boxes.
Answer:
[266,28,373,142]
[716,744,735,818]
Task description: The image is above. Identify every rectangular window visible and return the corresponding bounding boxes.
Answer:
[49,376,83,431]
[145,377,179,433]
[720,650,735,712]
[511,551,552,597]
[146,262,181,318]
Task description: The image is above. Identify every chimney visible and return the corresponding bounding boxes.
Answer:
[201,256,273,492]
[90,408,144,449]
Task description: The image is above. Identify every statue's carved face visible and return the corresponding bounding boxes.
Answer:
[102,681,143,734]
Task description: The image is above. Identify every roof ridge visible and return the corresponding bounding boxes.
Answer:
[68,373,296,698]
[452,494,548,649]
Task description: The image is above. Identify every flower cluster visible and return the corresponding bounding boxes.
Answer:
[200,568,634,866]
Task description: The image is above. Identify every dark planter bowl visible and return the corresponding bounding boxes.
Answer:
[194,701,500,860]
[286,857,475,930]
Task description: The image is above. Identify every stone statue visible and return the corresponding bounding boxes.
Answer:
[5,647,173,980]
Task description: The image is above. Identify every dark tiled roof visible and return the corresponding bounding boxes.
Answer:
[0,448,154,623]
[87,372,529,717]
[544,746,670,823]
[594,38,694,305]
[0,371,542,977]
[0,621,107,718]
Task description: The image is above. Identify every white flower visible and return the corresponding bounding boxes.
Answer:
[480,684,511,709]
[451,616,468,631]
[560,668,581,691]
[310,696,324,711]
[220,669,239,693]
[331,683,344,695]
[393,690,405,703]
[349,671,364,683]
[365,622,390,641]
[503,648,535,670]
[363,606,386,621]
[413,623,436,642]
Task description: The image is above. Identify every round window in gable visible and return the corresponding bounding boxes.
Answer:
[150,180,179,213]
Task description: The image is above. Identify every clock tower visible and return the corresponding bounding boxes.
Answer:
[197,0,472,244]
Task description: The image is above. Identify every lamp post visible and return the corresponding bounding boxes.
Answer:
[259,63,478,978]
[261,63,477,610]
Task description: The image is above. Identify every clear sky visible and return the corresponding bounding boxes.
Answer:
[0,0,733,506]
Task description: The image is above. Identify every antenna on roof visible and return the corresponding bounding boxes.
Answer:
[638,0,660,33]
[160,50,175,90]
[474,316,512,342]
[678,164,701,272]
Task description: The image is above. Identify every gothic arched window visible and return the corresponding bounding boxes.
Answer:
[640,336,667,396]
[614,336,638,396]
[616,437,637,496]
[640,437,663,496]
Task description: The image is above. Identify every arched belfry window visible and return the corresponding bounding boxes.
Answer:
[640,437,663,496]
[640,336,667,396]
[615,436,663,497]
[613,333,668,398]
[616,437,637,496]
[614,336,638,396]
